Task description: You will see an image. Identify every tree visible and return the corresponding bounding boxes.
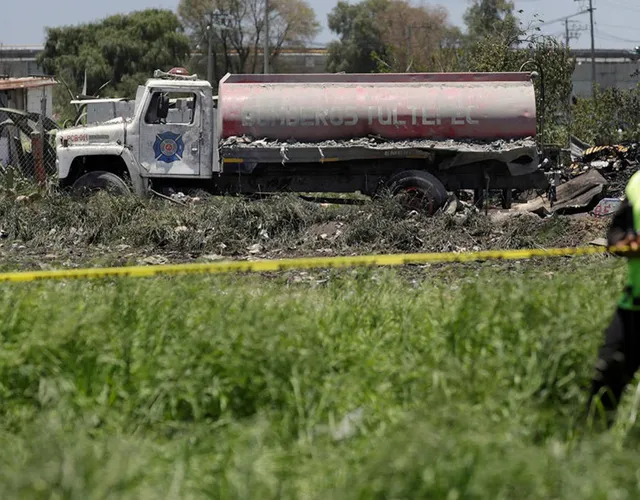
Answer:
[39,9,191,99]
[463,21,575,145]
[327,0,460,74]
[178,0,320,81]
[376,1,462,73]
[463,0,519,43]
[573,86,640,145]
[326,0,389,73]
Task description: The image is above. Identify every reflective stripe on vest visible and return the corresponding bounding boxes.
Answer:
[620,170,640,310]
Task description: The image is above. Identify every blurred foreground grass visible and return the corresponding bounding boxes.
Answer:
[0,259,638,499]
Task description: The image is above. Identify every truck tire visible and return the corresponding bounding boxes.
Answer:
[387,170,448,215]
[71,171,131,197]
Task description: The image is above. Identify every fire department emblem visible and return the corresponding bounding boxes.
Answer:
[153,131,185,163]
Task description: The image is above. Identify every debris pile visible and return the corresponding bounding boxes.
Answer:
[567,138,640,196]
[514,169,608,217]
[512,137,640,218]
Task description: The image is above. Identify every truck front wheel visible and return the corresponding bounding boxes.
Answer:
[387,170,448,215]
[71,171,131,197]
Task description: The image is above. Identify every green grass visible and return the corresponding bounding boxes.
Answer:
[0,258,638,499]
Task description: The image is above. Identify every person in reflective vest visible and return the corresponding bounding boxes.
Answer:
[587,170,640,426]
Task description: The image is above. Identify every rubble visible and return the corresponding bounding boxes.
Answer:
[593,198,623,217]
[553,169,608,213]
[488,209,539,224]
[514,169,608,216]
[141,255,169,265]
[248,243,263,254]
[220,135,538,154]
[567,137,640,197]
[509,137,638,218]
[589,237,608,247]
[202,254,225,262]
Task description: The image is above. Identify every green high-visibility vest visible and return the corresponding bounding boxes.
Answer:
[619,170,640,310]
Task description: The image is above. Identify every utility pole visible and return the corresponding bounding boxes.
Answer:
[207,9,232,87]
[264,0,270,74]
[588,0,596,94]
[207,11,214,85]
[573,0,596,94]
[564,19,586,48]
[406,25,412,70]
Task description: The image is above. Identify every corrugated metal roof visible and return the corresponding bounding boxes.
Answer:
[0,77,56,91]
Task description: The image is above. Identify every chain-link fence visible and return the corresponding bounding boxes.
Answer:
[0,108,57,186]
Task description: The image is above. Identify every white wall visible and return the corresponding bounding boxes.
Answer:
[573,60,640,98]
[26,86,54,117]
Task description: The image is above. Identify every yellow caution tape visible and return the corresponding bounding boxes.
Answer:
[0,245,620,284]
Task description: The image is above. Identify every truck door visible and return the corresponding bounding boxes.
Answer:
[139,89,202,176]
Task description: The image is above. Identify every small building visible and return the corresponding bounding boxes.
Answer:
[0,76,57,118]
[571,49,640,98]
[0,45,45,77]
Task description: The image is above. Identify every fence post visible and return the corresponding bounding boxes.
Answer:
[31,132,46,187]
[39,86,47,185]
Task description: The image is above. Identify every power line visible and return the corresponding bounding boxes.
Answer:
[595,29,640,43]
[536,9,590,26]
[536,3,596,89]
[597,23,640,30]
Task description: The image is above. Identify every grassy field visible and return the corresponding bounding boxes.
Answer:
[1,257,640,499]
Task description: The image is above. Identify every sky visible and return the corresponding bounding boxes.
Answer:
[2,0,640,51]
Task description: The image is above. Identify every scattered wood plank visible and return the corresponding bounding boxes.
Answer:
[513,169,608,217]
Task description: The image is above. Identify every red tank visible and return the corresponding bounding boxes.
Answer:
[218,72,537,142]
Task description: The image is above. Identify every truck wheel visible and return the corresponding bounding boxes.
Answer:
[71,171,131,197]
[387,170,448,215]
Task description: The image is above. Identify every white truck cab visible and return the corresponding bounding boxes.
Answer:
[57,69,217,196]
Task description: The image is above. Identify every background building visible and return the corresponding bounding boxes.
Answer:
[1,44,638,101]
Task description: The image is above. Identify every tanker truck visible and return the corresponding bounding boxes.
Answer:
[55,69,548,213]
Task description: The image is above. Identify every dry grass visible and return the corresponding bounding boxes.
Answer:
[0,190,609,270]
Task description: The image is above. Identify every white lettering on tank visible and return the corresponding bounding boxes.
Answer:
[408,106,419,126]
[393,109,406,126]
[466,105,479,125]
[378,107,393,126]
[344,107,358,126]
[315,110,328,126]
[283,107,299,127]
[240,102,482,130]
[329,107,344,126]
[451,99,465,126]
[300,109,315,127]
[422,108,435,126]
